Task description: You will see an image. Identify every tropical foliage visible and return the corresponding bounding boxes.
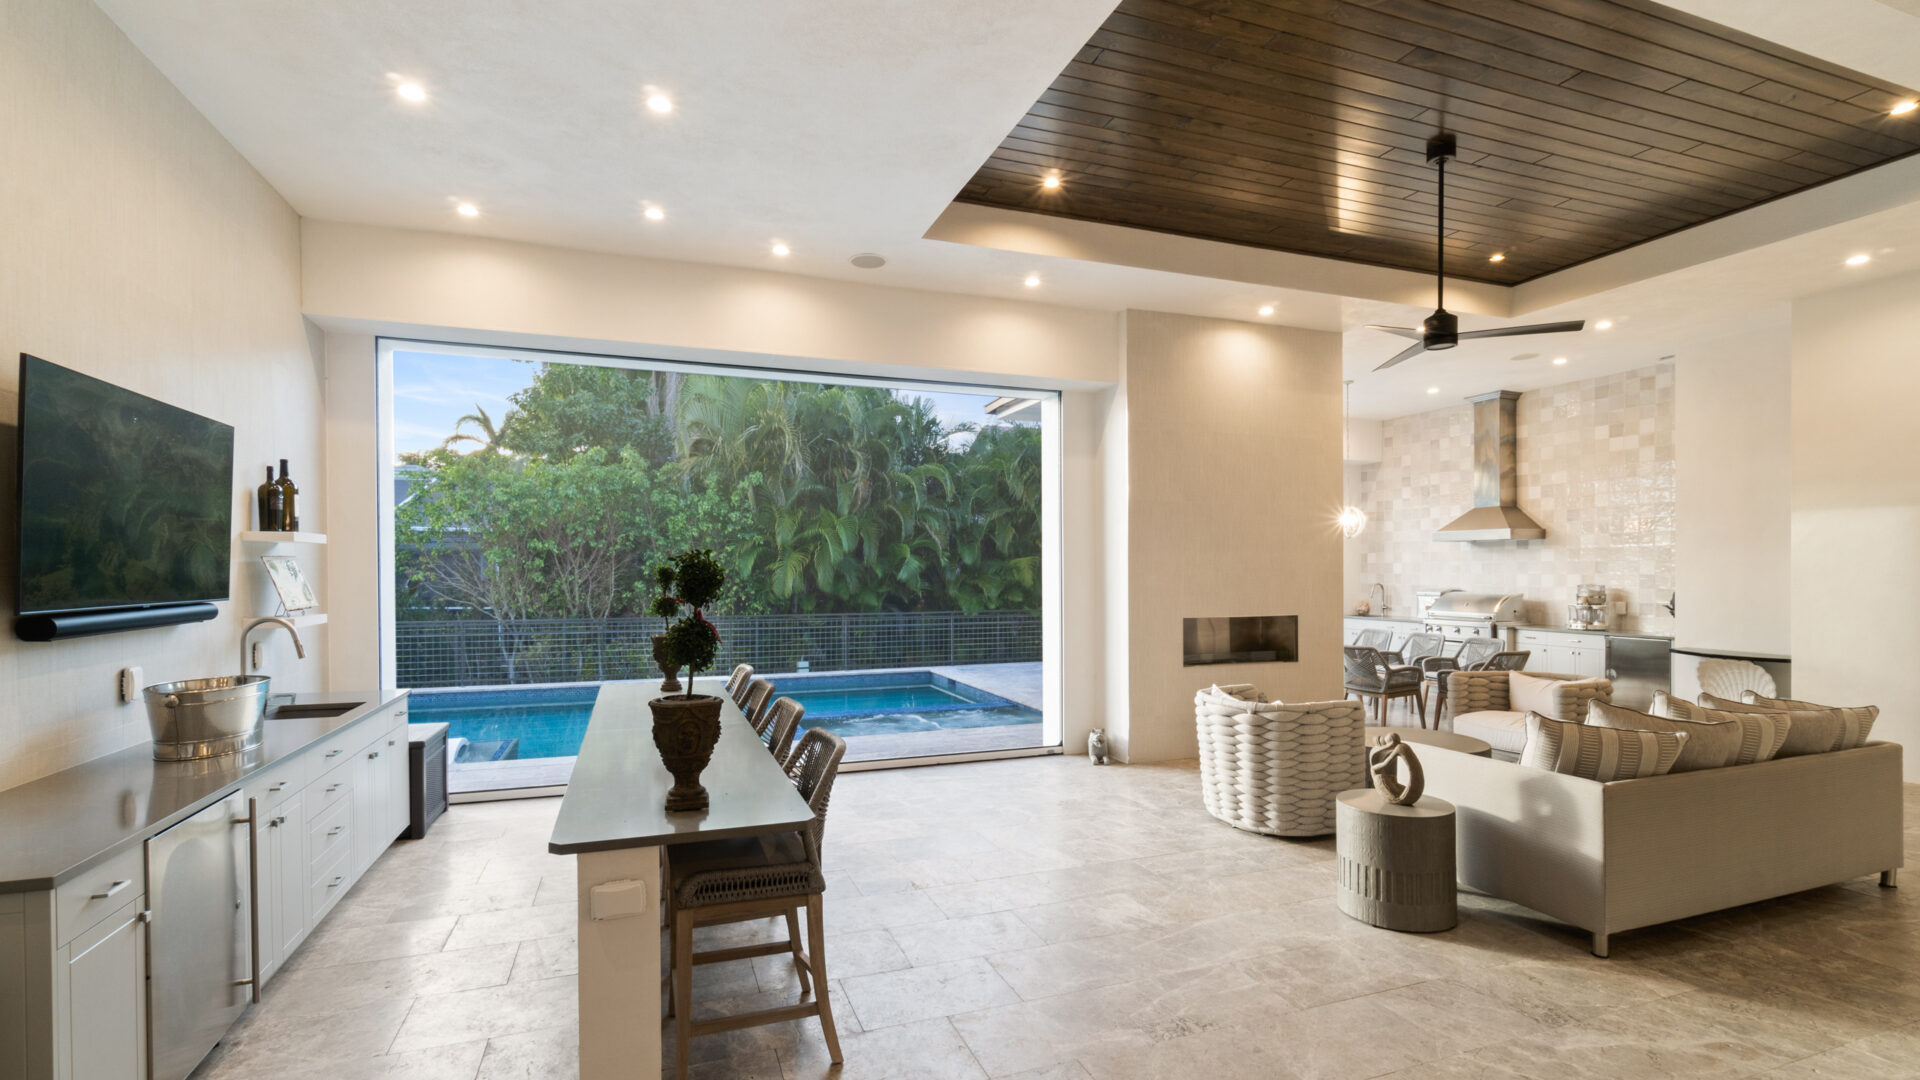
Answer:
[396,361,1041,626]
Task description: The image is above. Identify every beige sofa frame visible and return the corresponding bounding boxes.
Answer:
[1421,741,1904,957]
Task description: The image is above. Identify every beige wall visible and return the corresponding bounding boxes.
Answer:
[1116,311,1343,763]
[1349,365,1677,634]
[1674,329,1791,657]
[1792,272,1920,781]
[0,0,320,790]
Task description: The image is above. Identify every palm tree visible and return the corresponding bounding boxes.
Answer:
[441,405,512,454]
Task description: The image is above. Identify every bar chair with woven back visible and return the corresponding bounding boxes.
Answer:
[740,677,775,733]
[664,728,848,1078]
[725,664,755,706]
[761,697,805,764]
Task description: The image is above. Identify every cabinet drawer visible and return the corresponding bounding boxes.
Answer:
[307,796,354,874]
[247,758,304,809]
[307,760,354,818]
[305,725,370,785]
[309,846,352,924]
[54,843,144,946]
[1516,630,1553,648]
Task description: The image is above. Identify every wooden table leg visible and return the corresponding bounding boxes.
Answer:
[577,846,662,1080]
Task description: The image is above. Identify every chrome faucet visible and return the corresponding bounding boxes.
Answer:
[242,617,306,674]
[1370,583,1389,616]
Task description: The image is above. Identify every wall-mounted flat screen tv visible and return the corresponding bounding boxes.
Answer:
[16,354,234,616]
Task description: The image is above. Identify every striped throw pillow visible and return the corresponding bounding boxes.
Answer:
[1520,712,1687,780]
[1701,693,1876,756]
[1588,701,1739,772]
[1645,695,1791,765]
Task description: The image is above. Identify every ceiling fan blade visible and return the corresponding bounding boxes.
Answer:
[1374,339,1430,371]
[1455,320,1586,341]
[1364,324,1423,340]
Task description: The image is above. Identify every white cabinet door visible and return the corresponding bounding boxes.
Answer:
[64,900,145,1080]
[267,792,308,983]
[382,723,410,844]
[352,744,384,879]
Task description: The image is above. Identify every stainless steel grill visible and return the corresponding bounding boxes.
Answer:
[1422,592,1525,644]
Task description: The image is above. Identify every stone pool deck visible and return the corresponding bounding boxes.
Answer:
[446,662,1048,796]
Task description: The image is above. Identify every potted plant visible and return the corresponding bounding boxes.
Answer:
[648,548,727,812]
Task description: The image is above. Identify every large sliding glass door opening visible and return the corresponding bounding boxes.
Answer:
[377,340,1061,795]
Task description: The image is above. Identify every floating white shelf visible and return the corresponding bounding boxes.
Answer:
[239,531,328,545]
[281,613,328,628]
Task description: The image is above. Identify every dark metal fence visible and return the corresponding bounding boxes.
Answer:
[395,610,1042,689]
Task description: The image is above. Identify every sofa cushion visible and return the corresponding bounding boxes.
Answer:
[1646,694,1792,765]
[1452,710,1529,755]
[1699,693,1876,757]
[1507,672,1610,722]
[1588,701,1741,772]
[1520,712,1687,781]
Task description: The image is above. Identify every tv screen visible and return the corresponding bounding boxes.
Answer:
[16,355,235,615]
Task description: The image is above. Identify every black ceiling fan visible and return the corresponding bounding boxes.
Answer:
[1369,135,1584,371]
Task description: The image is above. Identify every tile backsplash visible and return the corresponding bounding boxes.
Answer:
[1349,363,1675,634]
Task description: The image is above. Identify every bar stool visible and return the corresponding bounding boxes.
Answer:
[741,678,774,731]
[761,697,804,763]
[725,664,755,705]
[665,729,847,1078]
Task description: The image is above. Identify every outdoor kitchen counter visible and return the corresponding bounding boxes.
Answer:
[0,689,408,894]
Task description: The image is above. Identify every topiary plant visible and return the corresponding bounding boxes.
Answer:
[651,548,726,697]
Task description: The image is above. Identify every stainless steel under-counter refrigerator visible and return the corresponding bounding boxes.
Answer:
[145,791,253,1080]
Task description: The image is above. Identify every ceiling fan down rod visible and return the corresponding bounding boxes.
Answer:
[1427,133,1455,317]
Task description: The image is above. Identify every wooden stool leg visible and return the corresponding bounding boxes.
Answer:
[806,895,842,1064]
[673,911,695,1080]
[785,908,812,995]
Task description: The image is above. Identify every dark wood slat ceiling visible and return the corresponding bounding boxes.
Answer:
[956,0,1920,285]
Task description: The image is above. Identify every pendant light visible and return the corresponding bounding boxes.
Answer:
[1338,379,1367,539]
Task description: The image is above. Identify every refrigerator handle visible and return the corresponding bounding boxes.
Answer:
[239,798,261,1004]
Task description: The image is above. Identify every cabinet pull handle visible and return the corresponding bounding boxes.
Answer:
[328,875,344,888]
[326,784,342,793]
[368,751,380,759]
[91,879,132,900]
[388,740,397,747]
[325,749,342,758]
[270,815,286,828]
[138,910,152,925]
[269,782,287,792]
[327,826,343,837]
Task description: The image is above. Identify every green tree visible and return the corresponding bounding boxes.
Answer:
[502,363,680,464]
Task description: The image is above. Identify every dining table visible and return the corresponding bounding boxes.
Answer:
[549,678,816,1080]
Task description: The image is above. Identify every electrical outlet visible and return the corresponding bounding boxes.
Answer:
[119,667,143,704]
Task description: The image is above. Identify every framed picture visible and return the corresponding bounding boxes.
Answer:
[260,555,320,613]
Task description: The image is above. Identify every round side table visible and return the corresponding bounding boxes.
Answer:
[1335,789,1457,933]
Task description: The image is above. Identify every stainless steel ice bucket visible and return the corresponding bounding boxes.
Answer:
[144,675,271,761]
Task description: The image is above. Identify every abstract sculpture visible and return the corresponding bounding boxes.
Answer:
[1367,732,1425,806]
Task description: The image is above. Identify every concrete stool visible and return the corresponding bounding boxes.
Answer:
[1335,789,1457,932]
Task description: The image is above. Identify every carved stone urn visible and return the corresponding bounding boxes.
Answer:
[650,633,682,693]
[649,693,722,811]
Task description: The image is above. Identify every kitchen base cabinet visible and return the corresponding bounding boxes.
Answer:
[0,694,412,1080]
[62,899,146,1080]
[1516,630,1609,680]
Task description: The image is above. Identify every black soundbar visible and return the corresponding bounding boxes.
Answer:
[15,603,219,641]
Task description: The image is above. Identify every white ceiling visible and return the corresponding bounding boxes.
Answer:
[94,0,1920,419]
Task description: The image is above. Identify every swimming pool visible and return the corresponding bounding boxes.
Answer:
[408,670,1041,762]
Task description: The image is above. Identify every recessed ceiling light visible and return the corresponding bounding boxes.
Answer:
[1553,356,1569,365]
[455,202,479,218]
[770,241,790,257]
[643,205,665,221]
[1845,253,1871,266]
[395,81,427,104]
[1892,100,1917,116]
[1258,304,1275,317]
[1427,386,1440,395]
[646,93,673,114]
[1023,274,1040,288]
[1488,252,1506,263]
[1042,175,1061,189]
[1594,319,1613,330]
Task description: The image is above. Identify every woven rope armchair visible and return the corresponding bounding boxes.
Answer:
[1194,685,1367,838]
[1444,669,1610,720]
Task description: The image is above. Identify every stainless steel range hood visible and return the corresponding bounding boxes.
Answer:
[1436,390,1546,542]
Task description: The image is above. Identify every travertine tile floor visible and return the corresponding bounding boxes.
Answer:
[194,756,1920,1080]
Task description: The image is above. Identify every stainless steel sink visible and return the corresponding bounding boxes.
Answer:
[267,701,364,719]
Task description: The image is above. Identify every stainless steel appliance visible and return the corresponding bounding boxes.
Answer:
[1415,588,1459,619]
[1434,391,1547,542]
[1422,592,1525,645]
[1605,635,1671,711]
[143,676,271,761]
[146,791,255,1080]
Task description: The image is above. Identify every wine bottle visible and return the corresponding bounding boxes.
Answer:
[276,459,300,533]
[257,467,278,530]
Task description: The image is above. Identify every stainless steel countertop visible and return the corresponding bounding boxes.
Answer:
[549,679,814,856]
[0,689,408,894]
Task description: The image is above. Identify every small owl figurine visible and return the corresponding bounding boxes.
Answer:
[1087,728,1110,765]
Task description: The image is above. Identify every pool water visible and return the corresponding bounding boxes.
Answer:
[409,671,1040,761]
